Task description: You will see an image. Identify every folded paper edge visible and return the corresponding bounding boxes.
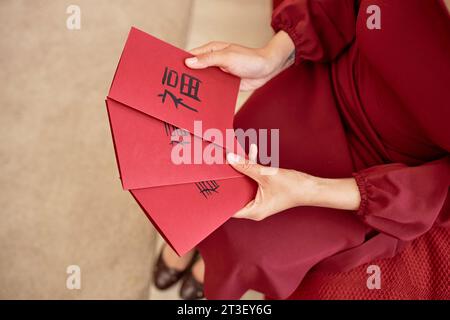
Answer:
[129,188,237,256]
[129,190,186,256]
[107,27,243,152]
[105,97,246,190]
[105,99,126,190]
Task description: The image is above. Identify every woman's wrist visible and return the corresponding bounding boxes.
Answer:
[295,174,361,211]
[261,30,296,75]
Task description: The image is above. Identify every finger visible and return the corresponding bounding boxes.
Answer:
[226,152,262,182]
[233,199,256,219]
[188,41,230,56]
[249,143,258,163]
[233,200,267,221]
[185,50,229,69]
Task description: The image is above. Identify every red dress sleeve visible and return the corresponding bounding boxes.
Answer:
[349,0,450,243]
[353,156,450,241]
[271,0,358,63]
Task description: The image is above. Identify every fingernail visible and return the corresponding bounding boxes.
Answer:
[227,153,241,164]
[185,57,198,66]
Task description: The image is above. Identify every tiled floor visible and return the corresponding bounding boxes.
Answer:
[148,0,273,300]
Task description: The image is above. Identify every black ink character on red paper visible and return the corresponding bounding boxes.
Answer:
[195,180,219,199]
[158,67,201,112]
[163,122,190,145]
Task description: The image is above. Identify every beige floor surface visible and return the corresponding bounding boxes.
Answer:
[0,0,272,299]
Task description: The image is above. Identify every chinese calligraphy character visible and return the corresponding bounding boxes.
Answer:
[158,66,201,112]
[163,122,190,145]
[180,73,201,101]
[195,180,220,199]
[161,67,179,88]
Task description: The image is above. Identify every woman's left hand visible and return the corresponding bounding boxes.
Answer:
[227,144,361,221]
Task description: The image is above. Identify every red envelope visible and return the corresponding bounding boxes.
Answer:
[106,27,256,255]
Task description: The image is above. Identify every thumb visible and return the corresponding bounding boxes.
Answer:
[226,152,263,183]
[233,199,256,219]
[185,50,228,69]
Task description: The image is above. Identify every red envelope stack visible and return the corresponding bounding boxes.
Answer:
[106,27,256,255]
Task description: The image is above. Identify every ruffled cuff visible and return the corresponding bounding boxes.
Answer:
[350,159,450,241]
[271,17,303,66]
[352,171,369,217]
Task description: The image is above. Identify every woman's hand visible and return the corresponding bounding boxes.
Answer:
[185,31,296,91]
[226,145,361,221]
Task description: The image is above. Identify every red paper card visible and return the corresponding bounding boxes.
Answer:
[106,98,242,190]
[109,27,240,148]
[130,176,255,255]
[106,27,256,255]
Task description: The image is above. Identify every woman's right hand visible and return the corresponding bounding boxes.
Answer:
[185,31,296,91]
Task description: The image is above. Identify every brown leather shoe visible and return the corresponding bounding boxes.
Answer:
[153,249,197,290]
[179,271,204,300]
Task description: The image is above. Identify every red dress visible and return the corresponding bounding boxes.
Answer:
[197,0,450,299]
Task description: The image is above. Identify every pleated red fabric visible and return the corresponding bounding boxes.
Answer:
[197,0,450,299]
